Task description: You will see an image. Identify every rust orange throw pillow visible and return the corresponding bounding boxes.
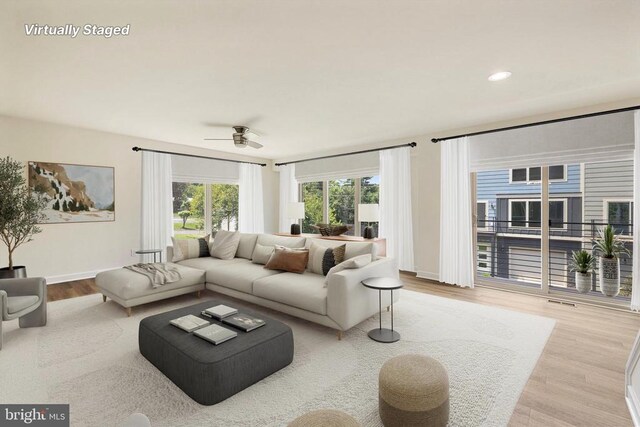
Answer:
[264,245,309,274]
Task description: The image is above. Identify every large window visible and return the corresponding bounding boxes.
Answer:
[508,199,565,229]
[299,175,379,237]
[172,182,238,239]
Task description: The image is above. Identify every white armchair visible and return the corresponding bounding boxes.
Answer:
[0,277,47,350]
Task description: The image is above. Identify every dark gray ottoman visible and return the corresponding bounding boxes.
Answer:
[139,301,294,405]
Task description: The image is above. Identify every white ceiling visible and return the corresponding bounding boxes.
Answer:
[2,0,640,159]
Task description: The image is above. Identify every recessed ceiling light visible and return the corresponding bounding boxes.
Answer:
[488,71,512,81]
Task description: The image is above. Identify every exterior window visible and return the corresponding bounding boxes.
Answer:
[607,201,633,225]
[301,182,323,233]
[509,199,565,228]
[172,182,206,239]
[528,167,541,181]
[300,175,380,236]
[329,179,356,236]
[511,168,527,182]
[476,201,488,230]
[360,176,380,236]
[549,200,565,229]
[172,182,239,238]
[211,184,239,232]
[549,165,565,181]
[511,165,565,183]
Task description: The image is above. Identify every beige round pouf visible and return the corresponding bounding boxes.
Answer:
[288,409,361,427]
[379,354,449,427]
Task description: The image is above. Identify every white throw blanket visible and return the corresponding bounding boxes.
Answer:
[124,263,182,288]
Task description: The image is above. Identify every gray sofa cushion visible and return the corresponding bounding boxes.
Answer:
[236,233,259,259]
[96,263,205,300]
[253,271,327,315]
[207,261,281,294]
[177,257,245,271]
[256,234,306,249]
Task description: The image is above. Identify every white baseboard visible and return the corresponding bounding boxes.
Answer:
[46,267,118,285]
[416,270,440,281]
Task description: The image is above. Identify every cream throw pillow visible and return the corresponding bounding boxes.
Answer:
[209,230,241,260]
[251,243,275,265]
[324,254,373,285]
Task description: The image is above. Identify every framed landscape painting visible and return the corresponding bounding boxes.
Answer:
[28,161,115,223]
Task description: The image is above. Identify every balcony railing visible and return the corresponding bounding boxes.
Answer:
[476,218,633,300]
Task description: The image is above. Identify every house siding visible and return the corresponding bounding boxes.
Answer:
[583,159,634,224]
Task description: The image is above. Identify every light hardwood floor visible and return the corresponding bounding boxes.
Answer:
[49,274,640,426]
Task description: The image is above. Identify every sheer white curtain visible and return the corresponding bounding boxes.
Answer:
[141,151,173,261]
[439,137,474,287]
[632,111,640,310]
[238,163,265,233]
[278,164,298,232]
[379,147,414,271]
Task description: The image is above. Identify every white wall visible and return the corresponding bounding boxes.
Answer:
[0,115,277,283]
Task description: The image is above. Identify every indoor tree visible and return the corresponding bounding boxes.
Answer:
[0,157,47,273]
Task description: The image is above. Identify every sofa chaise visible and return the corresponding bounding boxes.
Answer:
[96,233,399,338]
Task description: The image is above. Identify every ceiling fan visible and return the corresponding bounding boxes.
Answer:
[204,126,263,149]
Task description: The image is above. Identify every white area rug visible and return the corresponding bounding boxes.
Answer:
[0,289,555,426]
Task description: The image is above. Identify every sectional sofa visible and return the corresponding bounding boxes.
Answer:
[96,233,399,338]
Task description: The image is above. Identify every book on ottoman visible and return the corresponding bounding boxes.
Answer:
[222,313,266,332]
[202,304,238,320]
[194,324,237,345]
[170,314,210,332]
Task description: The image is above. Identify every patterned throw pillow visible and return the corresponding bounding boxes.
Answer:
[308,242,346,276]
[171,235,210,262]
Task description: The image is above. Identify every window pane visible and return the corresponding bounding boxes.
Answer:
[172,182,205,239]
[549,165,564,180]
[511,201,526,226]
[512,169,527,182]
[360,176,380,236]
[529,201,541,227]
[211,184,238,232]
[549,200,564,228]
[329,178,355,236]
[608,202,631,225]
[529,167,541,181]
[301,182,323,233]
[477,202,487,228]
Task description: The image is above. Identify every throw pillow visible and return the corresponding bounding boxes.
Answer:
[308,242,346,275]
[209,230,241,260]
[171,235,210,262]
[324,254,373,285]
[264,245,309,274]
[251,243,275,265]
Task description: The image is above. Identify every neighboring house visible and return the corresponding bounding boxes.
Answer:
[476,164,582,288]
[476,161,634,293]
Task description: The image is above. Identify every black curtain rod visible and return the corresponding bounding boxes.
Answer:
[274,142,417,166]
[431,105,640,143]
[131,147,267,167]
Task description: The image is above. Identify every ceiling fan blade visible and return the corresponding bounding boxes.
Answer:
[204,138,233,141]
[247,140,263,149]
[246,130,261,139]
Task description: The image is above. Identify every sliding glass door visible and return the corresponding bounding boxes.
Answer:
[474,161,634,304]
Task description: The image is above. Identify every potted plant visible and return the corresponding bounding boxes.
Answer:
[593,225,630,297]
[0,156,47,278]
[569,250,594,294]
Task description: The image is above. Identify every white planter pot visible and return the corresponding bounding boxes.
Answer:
[575,272,591,294]
[599,257,620,297]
